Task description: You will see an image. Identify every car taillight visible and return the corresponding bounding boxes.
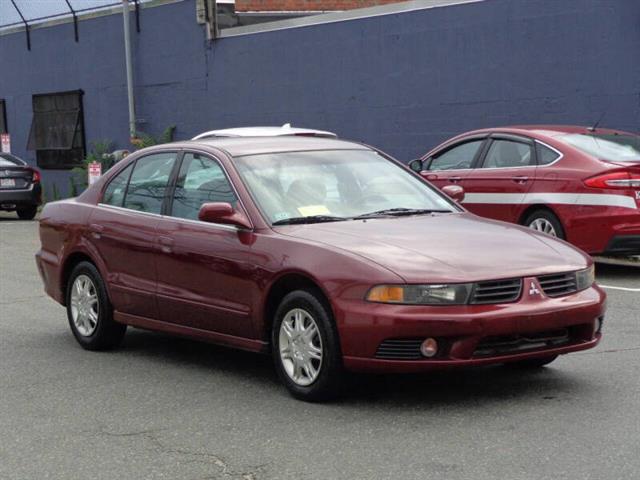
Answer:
[30,168,41,183]
[584,171,640,189]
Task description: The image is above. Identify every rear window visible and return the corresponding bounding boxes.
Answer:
[561,133,640,162]
[0,153,26,166]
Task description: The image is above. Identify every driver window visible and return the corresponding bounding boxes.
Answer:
[428,140,483,171]
[170,153,237,220]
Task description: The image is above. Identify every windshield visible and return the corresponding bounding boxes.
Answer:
[0,153,26,166]
[234,149,457,225]
[561,133,640,162]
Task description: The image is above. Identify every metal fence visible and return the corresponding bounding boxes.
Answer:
[1,0,146,49]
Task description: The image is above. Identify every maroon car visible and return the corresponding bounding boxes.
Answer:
[36,136,605,401]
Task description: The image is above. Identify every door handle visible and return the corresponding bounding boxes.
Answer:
[158,236,174,253]
[89,223,104,239]
[512,176,529,184]
[448,176,462,183]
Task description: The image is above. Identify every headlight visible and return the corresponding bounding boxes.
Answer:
[366,284,473,305]
[576,265,595,291]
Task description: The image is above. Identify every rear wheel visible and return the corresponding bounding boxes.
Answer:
[271,290,344,402]
[508,355,558,369]
[524,210,565,239]
[17,206,37,220]
[66,261,126,350]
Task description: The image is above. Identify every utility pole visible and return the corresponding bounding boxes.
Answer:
[122,0,136,139]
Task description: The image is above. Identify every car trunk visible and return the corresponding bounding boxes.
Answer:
[0,167,33,190]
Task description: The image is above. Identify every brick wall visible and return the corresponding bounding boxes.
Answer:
[235,0,404,12]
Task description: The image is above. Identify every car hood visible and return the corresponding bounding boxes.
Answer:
[274,213,589,283]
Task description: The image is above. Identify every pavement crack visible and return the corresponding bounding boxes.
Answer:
[90,427,266,479]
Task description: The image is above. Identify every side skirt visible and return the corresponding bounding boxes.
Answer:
[114,311,269,354]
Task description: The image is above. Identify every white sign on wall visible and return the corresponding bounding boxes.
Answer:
[0,133,10,153]
[88,162,102,185]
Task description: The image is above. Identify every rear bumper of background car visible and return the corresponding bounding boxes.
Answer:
[0,184,42,209]
[560,204,640,255]
[335,284,605,373]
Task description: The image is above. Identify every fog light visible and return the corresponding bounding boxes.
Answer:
[420,338,438,358]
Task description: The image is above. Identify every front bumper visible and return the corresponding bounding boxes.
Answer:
[335,283,605,373]
[0,183,42,209]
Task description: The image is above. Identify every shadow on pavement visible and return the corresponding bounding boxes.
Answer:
[108,328,590,408]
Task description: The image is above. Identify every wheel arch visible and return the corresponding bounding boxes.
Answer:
[519,204,562,226]
[262,272,335,349]
[60,247,110,306]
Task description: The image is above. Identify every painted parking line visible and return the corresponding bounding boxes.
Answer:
[599,285,640,292]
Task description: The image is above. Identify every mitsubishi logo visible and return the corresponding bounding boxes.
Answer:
[529,281,541,296]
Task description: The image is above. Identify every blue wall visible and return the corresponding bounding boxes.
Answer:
[1,0,639,194]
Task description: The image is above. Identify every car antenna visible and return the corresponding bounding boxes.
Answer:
[587,109,608,132]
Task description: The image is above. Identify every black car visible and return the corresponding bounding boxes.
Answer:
[0,153,42,220]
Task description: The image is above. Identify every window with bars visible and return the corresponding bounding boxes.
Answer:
[27,90,86,169]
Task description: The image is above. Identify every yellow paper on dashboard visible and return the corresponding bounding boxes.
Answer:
[297,205,331,216]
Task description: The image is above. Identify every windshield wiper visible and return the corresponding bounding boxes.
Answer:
[272,215,348,226]
[353,208,451,219]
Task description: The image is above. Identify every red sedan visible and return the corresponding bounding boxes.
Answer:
[412,126,640,256]
[36,136,605,401]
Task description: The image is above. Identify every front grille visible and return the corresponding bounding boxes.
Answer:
[474,329,571,357]
[470,278,522,304]
[375,338,423,360]
[537,272,577,297]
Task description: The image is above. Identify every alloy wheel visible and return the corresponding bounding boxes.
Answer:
[278,308,323,386]
[529,218,557,237]
[70,274,99,336]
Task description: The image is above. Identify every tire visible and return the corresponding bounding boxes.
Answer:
[16,206,37,220]
[66,261,126,351]
[508,355,558,369]
[271,290,344,402]
[523,209,565,239]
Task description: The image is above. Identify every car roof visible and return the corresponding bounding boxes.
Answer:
[460,125,635,138]
[187,135,369,157]
[191,124,337,140]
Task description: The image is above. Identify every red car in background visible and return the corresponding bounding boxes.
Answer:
[411,126,640,256]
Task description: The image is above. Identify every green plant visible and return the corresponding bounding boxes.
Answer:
[70,140,114,192]
[131,125,176,150]
[52,183,60,201]
[69,176,79,197]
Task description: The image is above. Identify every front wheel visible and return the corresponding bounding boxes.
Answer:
[271,290,344,402]
[66,261,126,351]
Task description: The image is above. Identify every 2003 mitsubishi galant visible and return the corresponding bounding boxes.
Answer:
[36,136,606,401]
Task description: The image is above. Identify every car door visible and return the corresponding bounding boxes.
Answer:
[461,135,537,222]
[89,151,178,320]
[154,151,255,338]
[421,137,487,189]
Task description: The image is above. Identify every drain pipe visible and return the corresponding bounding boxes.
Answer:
[122,0,136,139]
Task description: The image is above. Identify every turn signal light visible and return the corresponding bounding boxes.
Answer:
[584,171,640,189]
[366,286,404,303]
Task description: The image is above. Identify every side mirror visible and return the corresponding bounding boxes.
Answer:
[408,159,423,173]
[441,185,465,203]
[198,202,252,230]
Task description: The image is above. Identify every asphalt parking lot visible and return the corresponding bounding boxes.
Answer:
[1,214,638,480]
